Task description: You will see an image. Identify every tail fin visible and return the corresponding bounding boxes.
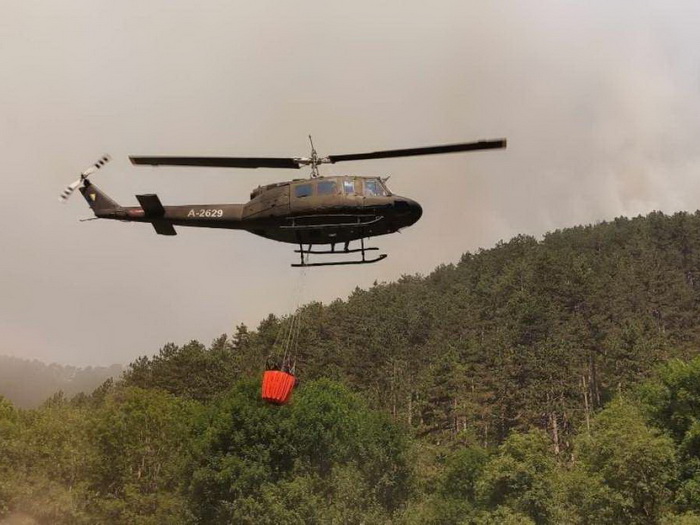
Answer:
[79,180,120,217]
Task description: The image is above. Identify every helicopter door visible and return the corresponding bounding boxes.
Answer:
[290,181,314,214]
[340,178,364,210]
[315,179,344,210]
[264,185,290,216]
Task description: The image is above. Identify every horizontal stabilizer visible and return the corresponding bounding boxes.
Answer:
[152,221,176,236]
[136,194,165,217]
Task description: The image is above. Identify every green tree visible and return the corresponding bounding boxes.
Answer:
[122,337,241,402]
[411,445,489,525]
[6,403,94,523]
[476,430,558,523]
[640,357,700,511]
[0,396,18,517]
[573,398,677,524]
[659,511,700,524]
[88,387,202,523]
[187,378,412,523]
[441,446,489,503]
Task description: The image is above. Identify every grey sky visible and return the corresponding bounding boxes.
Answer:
[2,1,700,365]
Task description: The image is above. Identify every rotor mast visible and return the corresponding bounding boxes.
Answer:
[294,135,329,178]
[308,135,320,178]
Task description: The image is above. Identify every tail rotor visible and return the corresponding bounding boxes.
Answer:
[59,155,111,203]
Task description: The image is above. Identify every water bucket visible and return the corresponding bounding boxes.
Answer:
[261,370,296,404]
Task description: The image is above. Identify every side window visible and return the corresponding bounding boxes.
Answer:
[295,184,312,198]
[317,180,338,195]
[343,180,354,194]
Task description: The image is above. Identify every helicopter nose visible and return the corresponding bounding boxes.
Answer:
[411,199,422,222]
[394,197,422,225]
[406,198,422,223]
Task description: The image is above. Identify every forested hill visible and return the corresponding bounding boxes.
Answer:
[125,210,700,447]
[0,356,122,408]
[4,211,700,523]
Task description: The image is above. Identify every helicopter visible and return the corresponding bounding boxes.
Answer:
[60,137,506,267]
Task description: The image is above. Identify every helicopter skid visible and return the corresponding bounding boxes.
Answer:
[291,254,387,268]
[292,238,386,267]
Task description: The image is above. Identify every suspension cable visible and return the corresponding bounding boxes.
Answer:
[269,261,308,373]
[282,265,308,371]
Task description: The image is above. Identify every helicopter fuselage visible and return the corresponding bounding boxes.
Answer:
[96,175,422,246]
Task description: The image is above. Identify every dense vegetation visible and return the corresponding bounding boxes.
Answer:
[3,211,700,523]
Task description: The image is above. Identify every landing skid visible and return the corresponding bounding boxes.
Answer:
[292,254,387,268]
[291,239,387,267]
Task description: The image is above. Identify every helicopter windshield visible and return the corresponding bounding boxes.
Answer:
[364,178,387,197]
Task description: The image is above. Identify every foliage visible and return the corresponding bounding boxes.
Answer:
[5,211,700,521]
[441,446,489,502]
[476,430,558,523]
[187,378,411,523]
[571,398,677,524]
[86,387,203,523]
[122,335,244,403]
[6,401,93,522]
[0,396,17,517]
[227,211,700,448]
[660,512,700,525]
[640,357,700,512]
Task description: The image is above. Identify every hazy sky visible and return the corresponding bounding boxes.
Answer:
[2,1,700,366]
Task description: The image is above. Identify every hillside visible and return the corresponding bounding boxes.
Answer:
[0,355,122,408]
[2,211,700,523]
[126,211,700,446]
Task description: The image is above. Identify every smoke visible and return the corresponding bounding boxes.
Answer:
[1,1,700,364]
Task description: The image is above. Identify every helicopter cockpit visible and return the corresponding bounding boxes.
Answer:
[336,176,393,197]
[251,176,392,201]
[342,176,392,197]
[361,177,391,197]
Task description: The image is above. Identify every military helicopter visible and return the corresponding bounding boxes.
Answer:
[60,137,506,267]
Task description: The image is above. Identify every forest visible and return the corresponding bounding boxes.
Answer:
[2,210,700,524]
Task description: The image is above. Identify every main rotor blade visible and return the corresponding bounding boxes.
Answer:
[129,156,302,169]
[327,139,507,164]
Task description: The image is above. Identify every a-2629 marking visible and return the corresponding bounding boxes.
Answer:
[187,209,223,218]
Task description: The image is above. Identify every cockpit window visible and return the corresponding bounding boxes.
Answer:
[364,179,385,197]
[343,180,354,194]
[317,180,338,195]
[295,184,313,198]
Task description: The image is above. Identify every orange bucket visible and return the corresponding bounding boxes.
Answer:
[261,370,296,404]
